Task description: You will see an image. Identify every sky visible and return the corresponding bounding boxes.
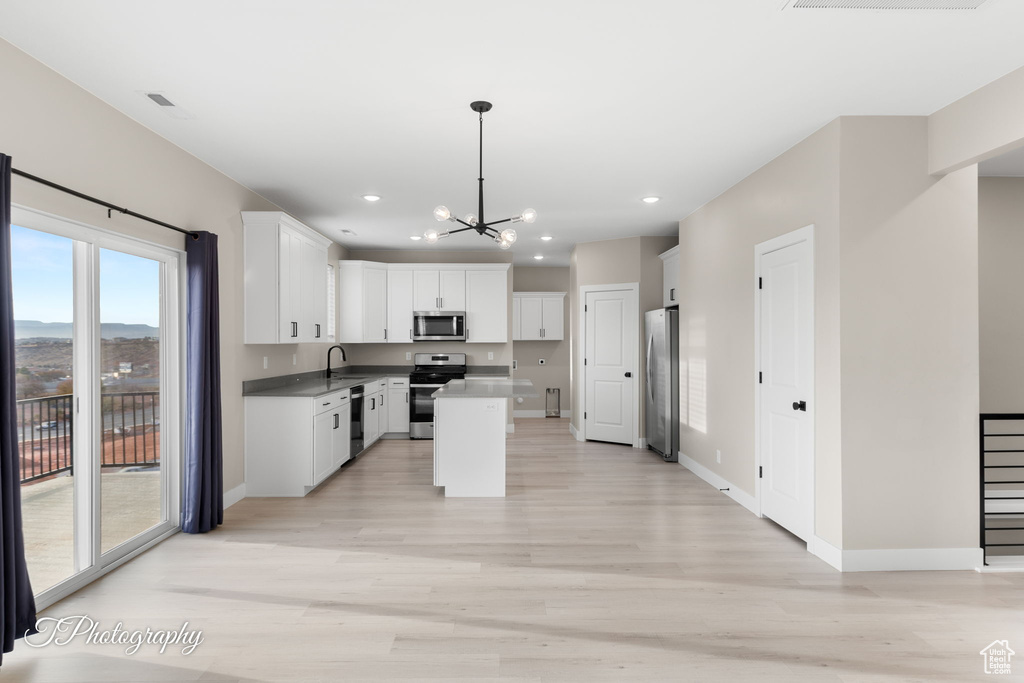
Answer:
[11,224,161,327]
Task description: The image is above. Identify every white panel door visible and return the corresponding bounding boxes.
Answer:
[439,269,466,311]
[542,296,564,340]
[519,297,543,340]
[465,269,507,342]
[387,269,414,343]
[584,289,636,445]
[759,230,814,542]
[413,270,440,310]
[363,265,388,342]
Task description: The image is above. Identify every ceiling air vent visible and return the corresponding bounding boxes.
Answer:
[146,92,175,107]
[783,0,988,8]
[141,91,195,120]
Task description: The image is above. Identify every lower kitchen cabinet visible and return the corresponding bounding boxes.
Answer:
[363,379,386,446]
[245,389,352,497]
[387,376,410,434]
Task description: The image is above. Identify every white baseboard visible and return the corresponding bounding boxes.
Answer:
[841,547,982,572]
[569,422,581,441]
[808,535,843,571]
[224,483,246,509]
[513,409,573,418]
[677,451,759,516]
[977,556,1024,573]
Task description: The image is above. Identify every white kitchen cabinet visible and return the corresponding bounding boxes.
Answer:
[338,261,388,343]
[660,245,680,307]
[465,268,508,343]
[245,389,350,496]
[332,403,351,468]
[364,386,382,446]
[413,269,466,311]
[242,211,332,344]
[387,377,410,434]
[511,292,565,341]
[387,268,414,343]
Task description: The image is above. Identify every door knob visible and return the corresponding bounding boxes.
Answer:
[792,401,807,412]
[624,372,632,378]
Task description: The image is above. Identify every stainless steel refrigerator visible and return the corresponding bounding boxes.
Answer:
[645,308,679,462]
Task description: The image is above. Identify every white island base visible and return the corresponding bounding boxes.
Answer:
[433,395,507,497]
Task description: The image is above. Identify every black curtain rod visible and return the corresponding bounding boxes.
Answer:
[12,167,199,239]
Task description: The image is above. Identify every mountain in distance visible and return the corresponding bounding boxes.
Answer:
[15,320,159,340]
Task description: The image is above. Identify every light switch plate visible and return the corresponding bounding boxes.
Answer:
[406,352,411,361]
[263,356,268,370]
[488,352,494,360]
[292,354,297,366]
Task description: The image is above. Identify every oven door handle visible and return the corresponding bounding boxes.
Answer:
[411,384,446,388]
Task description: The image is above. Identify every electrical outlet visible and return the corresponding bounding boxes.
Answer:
[406,352,412,361]
[292,353,297,366]
[716,449,721,464]
[263,356,268,370]
[539,359,546,365]
[488,352,494,360]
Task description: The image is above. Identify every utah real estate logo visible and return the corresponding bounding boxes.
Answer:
[980,640,1014,675]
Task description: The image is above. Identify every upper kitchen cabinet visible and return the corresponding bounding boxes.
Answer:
[338,261,388,343]
[413,268,466,311]
[660,245,680,307]
[512,292,565,340]
[465,266,509,343]
[386,268,414,343]
[242,211,332,344]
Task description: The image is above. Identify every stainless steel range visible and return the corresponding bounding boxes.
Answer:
[409,352,466,439]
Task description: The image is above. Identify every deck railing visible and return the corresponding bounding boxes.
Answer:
[17,391,160,484]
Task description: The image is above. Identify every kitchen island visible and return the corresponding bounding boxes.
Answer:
[432,379,538,497]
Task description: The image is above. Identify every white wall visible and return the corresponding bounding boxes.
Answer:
[677,119,843,544]
[838,117,979,551]
[0,38,346,492]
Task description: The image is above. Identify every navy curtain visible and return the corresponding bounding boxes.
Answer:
[182,231,223,534]
[0,154,37,664]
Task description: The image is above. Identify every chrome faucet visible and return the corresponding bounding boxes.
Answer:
[326,345,347,376]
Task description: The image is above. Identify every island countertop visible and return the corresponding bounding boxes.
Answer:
[432,378,538,399]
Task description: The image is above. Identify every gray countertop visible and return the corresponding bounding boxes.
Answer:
[243,375,384,398]
[242,364,512,399]
[432,379,538,399]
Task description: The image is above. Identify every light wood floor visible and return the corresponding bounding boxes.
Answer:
[5,418,1023,681]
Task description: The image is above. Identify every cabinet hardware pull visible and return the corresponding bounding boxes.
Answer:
[322,402,330,406]
[334,413,339,429]
[315,323,320,338]
[291,321,298,337]
[670,288,676,301]
[384,328,387,340]
[406,391,409,403]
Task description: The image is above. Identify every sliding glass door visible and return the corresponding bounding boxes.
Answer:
[11,206,182,608]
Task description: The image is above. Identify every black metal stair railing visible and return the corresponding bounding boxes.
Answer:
[980,413,1024,566]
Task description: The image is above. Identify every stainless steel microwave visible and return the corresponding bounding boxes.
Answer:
[412,311,466,341]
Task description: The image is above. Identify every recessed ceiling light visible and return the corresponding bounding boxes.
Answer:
[340,229,357,236]
[540,236,553,241]
[409,235,422,241]
[642,196,660,204]
[533,255,544,260]
[362,194,381,202]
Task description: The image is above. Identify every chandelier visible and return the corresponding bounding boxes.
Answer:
[425,101,536,249]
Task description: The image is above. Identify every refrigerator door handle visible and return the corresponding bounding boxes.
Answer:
[646,333,655,403]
